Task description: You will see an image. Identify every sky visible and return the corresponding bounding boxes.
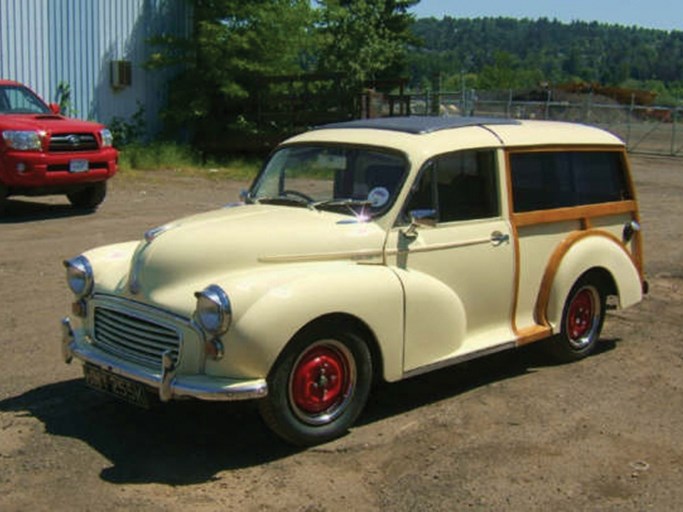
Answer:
[410,0,682,32]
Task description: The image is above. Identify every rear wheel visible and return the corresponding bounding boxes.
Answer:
[258,325,373,446]
[547,274,606,362]
[67,182,107,210]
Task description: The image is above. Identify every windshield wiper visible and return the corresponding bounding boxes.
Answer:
[252,195,315,210]
[313,198,373,215]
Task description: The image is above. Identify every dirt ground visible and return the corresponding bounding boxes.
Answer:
[1,155,682,511]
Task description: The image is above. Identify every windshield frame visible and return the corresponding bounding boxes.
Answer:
[0,85,51,115]
[248,142,410,219]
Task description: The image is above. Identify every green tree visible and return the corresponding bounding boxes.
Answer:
[315,0,419,87]
[148,0,316,137]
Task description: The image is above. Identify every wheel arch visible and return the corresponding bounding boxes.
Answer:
[537,230,642,330]
[275,312,385,386]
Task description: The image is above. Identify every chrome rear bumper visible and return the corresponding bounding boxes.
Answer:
[61,317,268,402]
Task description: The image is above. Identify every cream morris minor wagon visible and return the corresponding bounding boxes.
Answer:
[61,117,646,446]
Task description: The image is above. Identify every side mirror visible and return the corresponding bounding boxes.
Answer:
[49,103,61,115]
[403,208,437,239]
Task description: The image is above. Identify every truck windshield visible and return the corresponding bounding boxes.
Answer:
[249,145,407,217]
[0,85,51,114]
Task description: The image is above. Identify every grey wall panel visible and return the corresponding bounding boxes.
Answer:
[0,0,191,135]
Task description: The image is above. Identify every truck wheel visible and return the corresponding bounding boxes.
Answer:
[548,274,606,362]
[0,183,7,215]
[258,326,373,446]
[67,182,107,210]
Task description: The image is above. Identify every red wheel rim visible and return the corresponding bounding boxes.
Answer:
[567,289,594,341]
[290,343,351,418]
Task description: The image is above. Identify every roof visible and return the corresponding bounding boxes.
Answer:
[287,117,624,156]
[316,116,521,134]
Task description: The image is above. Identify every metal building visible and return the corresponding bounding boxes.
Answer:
[0,0,191,135]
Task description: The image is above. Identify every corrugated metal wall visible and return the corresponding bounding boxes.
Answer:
[0,0,191,134]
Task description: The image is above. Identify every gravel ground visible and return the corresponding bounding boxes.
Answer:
[0,155,682,511]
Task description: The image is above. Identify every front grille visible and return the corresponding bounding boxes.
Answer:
[49,133,99,152]
[93,306,181,369]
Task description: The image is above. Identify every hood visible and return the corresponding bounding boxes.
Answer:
[130,204,387,296]
[0,114,104,133]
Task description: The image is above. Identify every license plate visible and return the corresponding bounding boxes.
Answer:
[69,159,89,173]
[83,365,150,408]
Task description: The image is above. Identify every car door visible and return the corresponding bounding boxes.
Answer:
[385,149,516,373]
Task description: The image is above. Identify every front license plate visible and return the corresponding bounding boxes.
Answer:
[83,365,150,408]
[69,159,89,173]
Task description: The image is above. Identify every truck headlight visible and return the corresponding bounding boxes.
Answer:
[194,285,232,336]
[100,128,113,148]
[2,130,42,151]
[64,256,94,299]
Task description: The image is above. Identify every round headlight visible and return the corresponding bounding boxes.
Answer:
[194,285,232,336]
[64,255,94,298]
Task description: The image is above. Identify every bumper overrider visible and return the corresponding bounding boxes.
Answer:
[61,317,268,402]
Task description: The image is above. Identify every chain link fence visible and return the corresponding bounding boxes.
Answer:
[393,89,682,157]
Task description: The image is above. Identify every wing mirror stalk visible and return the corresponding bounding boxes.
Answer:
[403,209,437,239]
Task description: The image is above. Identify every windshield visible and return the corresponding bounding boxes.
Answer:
[249,145,407,217]
[0,85,51,114]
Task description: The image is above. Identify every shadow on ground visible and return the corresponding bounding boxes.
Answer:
[0,339,617,486]
[0,198,94,223]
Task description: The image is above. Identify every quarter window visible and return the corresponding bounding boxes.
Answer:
[510,151,631,212]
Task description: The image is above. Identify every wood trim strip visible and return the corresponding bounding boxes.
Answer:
[533,229,639,326]
[512,200,637,227]
[516,325,553,346]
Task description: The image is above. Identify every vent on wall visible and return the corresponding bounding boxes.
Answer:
[110,60,132,89]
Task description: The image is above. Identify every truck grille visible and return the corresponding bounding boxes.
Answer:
[93,306,181,369]
[49,133,99,152]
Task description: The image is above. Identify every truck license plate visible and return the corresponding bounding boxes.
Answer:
[83,365,150,408]
[69,159,89,173]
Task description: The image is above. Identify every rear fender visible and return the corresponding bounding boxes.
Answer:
[539,231,643,329]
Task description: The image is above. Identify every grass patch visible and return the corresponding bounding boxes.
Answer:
[118,142,262,181]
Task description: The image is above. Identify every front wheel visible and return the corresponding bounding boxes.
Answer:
[67,181,107,210]
[547,275,606,362]
[258,326,373,446]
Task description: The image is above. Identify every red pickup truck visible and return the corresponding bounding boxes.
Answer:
[0,79,118,214]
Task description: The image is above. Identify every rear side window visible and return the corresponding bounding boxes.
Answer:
[510,151,631,212]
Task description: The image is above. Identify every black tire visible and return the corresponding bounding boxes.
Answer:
[67,181,107,210]
[258,325,373,446]
[547,274,606,362]
[0,183,6,215]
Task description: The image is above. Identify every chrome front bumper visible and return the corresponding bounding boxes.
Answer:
[61,317,268,402]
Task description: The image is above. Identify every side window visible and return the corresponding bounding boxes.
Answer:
[404,149,499,223]
[510,151,631,212]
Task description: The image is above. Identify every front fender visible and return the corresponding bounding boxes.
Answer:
[205,262,405,382]
[542,231,643,329]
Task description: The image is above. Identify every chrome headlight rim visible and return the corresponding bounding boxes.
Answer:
[194,284,232,336]
[64,255,94,299]
[2,130,42,151]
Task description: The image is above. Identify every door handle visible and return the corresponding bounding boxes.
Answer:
[490,231,510,246]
